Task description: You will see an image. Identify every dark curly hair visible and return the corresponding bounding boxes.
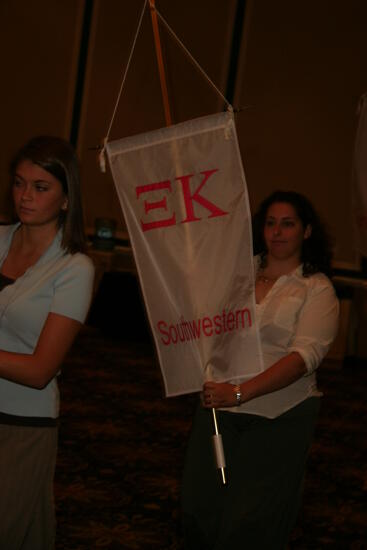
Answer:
[252,190,333,277]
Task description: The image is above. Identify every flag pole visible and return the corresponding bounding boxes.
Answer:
[149,1,226,486]
[149,0,172,126]
[211,408,227,485]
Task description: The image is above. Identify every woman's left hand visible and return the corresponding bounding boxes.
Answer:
[202,381,239,408]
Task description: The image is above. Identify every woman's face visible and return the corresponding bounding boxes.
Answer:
[263,202,311,262]
[13,159,68,229]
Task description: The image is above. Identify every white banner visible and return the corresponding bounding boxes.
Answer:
[107,111,263,396]
[352,92,367,256]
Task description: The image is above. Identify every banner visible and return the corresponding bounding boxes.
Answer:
[352,92,367,257]
[107,111,263,396]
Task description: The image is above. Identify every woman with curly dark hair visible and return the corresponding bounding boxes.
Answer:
[252,190,333,277]
[182,190,339,550]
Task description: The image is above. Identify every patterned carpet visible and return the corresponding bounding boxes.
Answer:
[54,321,367,549]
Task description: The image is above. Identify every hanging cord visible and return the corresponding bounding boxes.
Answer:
[99,0,148,172]
[154,5,232,112]
[99,0,237,172]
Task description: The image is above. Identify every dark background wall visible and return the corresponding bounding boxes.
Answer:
[1,0,367,268]
[0,0,85,194]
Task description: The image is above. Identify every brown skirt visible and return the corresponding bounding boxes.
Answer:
[0,423,58,550]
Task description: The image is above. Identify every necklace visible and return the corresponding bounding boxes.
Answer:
[256,271,278,284]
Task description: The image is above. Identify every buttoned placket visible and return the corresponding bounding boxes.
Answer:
[255,265,303,325]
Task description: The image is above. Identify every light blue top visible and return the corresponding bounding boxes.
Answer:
[0,223,95,418]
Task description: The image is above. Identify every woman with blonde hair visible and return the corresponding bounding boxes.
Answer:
[0,136,94,549]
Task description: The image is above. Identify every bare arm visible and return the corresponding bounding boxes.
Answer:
[0,312,82,389]
[203,352,307,408]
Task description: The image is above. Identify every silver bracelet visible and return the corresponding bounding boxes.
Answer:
[234,384,242,406]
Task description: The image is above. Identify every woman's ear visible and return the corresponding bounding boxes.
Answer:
[61,198,68,211]
[304,224,312,239]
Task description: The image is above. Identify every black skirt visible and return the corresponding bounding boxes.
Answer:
[181,397,320,550]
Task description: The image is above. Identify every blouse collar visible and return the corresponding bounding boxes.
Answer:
[254,254,303,280]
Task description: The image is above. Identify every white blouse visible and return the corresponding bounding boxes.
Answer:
[225,257,339,419]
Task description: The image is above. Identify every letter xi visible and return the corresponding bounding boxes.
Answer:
[137,169,228,232]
